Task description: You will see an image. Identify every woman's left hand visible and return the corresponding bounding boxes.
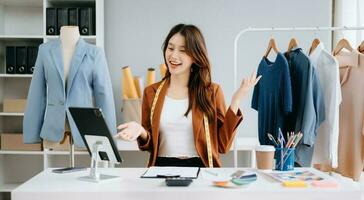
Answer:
[230,70,261,113]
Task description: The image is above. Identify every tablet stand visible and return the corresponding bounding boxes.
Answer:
[79,141,119,183]
[70,134,75,167]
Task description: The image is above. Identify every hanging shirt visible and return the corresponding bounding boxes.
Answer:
[252,53,292,145]
[310,43,341,168]
[336,50,364,181]
[284,48,325,167]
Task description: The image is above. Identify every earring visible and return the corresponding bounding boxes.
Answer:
[190,68,193,73]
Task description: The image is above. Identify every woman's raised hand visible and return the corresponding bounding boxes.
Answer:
[230,70,261,113]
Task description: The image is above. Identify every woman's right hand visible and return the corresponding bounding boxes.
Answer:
[115,121,147,141]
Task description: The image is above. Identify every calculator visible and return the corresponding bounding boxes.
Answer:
[165,177,193,186]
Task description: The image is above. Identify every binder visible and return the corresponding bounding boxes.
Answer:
[6,46,16,74]
[16,47,27,74]
[27,46,38,74]
[68,8,78,26]
[79,7,95,35]
[46,8,57,35]
[57,8,68,35]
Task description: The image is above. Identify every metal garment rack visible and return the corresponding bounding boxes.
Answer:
[232,26,364,168]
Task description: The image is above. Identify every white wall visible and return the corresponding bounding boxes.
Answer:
[104,0,332,166]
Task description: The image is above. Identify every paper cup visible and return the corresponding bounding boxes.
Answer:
[255,145,275,170]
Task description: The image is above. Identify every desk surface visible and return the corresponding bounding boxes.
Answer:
[12,168,361,200]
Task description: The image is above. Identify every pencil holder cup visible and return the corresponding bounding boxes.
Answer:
[275,148,295,171]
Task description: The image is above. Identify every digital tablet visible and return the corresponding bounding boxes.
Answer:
[68,107,122,164]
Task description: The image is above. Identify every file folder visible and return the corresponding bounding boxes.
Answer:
[27,46,38,74]
[6,46,16,74]
[46,8,57,35]
[79,7,95,35]
[68,8,78,26]
[57,8,68,35]
[16,46,27,74]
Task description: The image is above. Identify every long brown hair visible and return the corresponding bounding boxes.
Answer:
[162,24,214,121]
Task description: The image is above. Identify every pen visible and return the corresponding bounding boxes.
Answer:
[267,133,279,146]
[293,132,303,148]
[156,174,180,178]
[278,128,285,147]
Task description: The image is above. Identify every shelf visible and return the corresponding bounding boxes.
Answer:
[44,35,97,44]
[0,150,43,155]
[0,149,143,155]
[47,0,96,5]
[45,150,88,155]
[0,148,144,154]
[0,112,24,116]
[0,183,20,192]
[0,0,104,192]
[0,35,43,41]
[0,0,42,7]
[0,150,89,155]
[0,74,32,78]
[45,35,96,40]
[0,4,43,36]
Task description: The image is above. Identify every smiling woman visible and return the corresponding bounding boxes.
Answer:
[115,24,261,168]
[163,24,214,121]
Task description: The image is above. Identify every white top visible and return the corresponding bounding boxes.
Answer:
[158,96,198,157]
[309,42,342,168]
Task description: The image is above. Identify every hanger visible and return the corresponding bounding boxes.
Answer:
[264,37,280,57]
[287,38,299,51]
[358,41,364,53]
[308,38,321,55]
[333,38,354,56]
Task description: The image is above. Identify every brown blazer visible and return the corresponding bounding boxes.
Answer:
[137,79,243,167]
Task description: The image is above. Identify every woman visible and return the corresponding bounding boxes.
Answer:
[116,24,261,167]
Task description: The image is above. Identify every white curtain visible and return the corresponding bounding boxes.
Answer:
[333,0,364,47]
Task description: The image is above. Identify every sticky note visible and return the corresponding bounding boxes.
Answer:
[282,181,308,187]
[311,180,338,188]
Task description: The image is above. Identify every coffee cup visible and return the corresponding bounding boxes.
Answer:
[255,145,275,170]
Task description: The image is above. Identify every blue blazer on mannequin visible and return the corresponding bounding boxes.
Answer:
[23,38,116,147]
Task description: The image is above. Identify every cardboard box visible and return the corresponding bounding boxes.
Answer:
[42,132,86,151]
[3,99,27,113]
[43,133,70,151]
[1,133,41,151]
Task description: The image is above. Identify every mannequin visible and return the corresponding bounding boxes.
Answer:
[24,24,116,167]
[43,26,80,167]
[62,26,80,167]
[60,26,80,83]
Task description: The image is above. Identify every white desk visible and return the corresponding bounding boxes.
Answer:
[12,168,361,200]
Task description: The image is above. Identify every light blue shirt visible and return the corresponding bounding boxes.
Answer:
[23,38,116,147]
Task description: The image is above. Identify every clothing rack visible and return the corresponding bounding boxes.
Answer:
[232,26,364,168]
